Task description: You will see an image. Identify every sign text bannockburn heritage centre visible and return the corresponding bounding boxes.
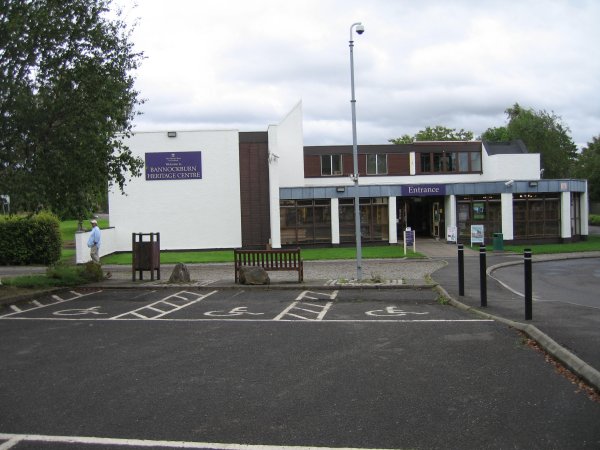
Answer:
[145,152,202,180]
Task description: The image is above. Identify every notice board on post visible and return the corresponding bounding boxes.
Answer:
[404,228,416,255]
[470,224,485,246]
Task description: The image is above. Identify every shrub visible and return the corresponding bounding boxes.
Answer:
[0,212,62,265]
[79,262,105,282]
[590,214,600,226]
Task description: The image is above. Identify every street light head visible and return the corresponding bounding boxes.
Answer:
[355,24,365,35]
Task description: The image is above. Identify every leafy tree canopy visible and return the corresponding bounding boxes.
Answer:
[573,136,600,202]
[389,126,474,144]
[481,103,578,179]
[0,0,144,219]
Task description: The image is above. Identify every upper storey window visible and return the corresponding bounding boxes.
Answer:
[366,154,387,175]
[321,154,343,176]
[419,151,481,174]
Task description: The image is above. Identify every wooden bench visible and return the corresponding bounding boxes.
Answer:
[234,248,303,283]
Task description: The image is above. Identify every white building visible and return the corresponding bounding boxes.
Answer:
[76,102,588,262]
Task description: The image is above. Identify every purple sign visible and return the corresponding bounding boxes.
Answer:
[145,152,202,181]
[405,229,415,246]
[402,184,446,196]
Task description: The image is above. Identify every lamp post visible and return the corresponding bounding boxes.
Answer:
[349,22,364,280]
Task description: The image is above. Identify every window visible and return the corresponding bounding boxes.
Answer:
[470,152,482,172]
[513,194,560,238]
[280,199,332,244]
[339,198,389,243]
[456,195,502,242]
[420,153,431,172]
[418,150,482,174]
[321,154,343,176]
[366,154,387,175]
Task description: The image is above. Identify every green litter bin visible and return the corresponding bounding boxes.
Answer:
[493,232,504,251]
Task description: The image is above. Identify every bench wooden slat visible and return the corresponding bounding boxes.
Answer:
[234,248,303,283]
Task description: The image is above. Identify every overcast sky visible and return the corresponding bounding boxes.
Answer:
[119,0,600,148]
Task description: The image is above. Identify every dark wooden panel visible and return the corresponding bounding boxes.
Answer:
[239,133,270,248]
[388,154,410,175]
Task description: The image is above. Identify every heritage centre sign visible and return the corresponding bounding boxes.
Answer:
[145,152,202,181]
[401,184,446,196]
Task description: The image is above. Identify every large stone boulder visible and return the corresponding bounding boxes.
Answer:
[169,263,191,283]
[239,266,270,285]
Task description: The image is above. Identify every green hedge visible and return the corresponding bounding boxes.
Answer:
[590,214,600,226]
[0,212,62,265]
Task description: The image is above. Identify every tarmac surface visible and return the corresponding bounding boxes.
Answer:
[1,238,599,394]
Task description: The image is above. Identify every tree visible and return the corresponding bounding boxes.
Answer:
[574,136,600,202]
[389,126,473,144]
[0,0,144,219]
[481,103,578,179]
[480,126,511,142]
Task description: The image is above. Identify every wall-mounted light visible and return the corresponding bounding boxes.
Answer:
[167,131,177,138]
[336,186,346,193]
[529,181,538,187]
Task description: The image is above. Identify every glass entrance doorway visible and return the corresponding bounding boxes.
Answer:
[398,197,445,239]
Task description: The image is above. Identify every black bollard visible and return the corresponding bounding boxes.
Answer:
[524,249,532,320]
[480,245,487,307]
[458,243,465,296]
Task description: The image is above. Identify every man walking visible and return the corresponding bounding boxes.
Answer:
[87,219,101,264]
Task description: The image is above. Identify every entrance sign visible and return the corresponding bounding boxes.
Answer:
[471,224,485,246]
[401,184,446,196]
[447,226,457,243]
[404,228,416,255]
[145,152,202,181]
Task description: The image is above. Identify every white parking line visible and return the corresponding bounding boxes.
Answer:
[0,290,102,318]
[109,290,218,320]
[0,432,392,449]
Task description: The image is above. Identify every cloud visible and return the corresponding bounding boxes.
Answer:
[122,0,600,148]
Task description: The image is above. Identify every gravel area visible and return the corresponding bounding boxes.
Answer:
[119,259,447,284]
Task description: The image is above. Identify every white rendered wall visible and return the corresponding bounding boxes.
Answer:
[482,154,540,182]
[75,228,118,264]
[271,101,305,188]
[267,130,281,249]
[108,130,242,251]
[267,101,304,248]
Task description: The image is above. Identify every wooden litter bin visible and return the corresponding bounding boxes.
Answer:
[132,232,160,281]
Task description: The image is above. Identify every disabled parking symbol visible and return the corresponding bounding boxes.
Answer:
[204,306,264,317]
[53,306,106,316]
[365,306,429,317]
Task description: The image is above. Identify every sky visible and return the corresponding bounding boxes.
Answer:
[118,0,600,149]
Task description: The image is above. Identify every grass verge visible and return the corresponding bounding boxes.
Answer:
[503,235,600,254]
[100,246,424,265]
[59,218,109,242]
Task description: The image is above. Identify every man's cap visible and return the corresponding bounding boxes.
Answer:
[90,219,98,224]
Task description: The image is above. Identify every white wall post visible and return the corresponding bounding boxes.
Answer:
[331,198,340,245]
[561,191,572,240]
[388,196,397,244]
[501,193,514,241]
[581,186,589,236]
[445,194,457,226]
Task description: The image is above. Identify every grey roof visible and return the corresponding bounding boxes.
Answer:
[484,140,529,155]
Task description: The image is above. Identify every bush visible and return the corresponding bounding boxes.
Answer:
[0,212,62,265]
[590,214,600,226]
